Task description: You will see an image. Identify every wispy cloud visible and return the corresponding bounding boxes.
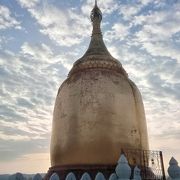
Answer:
[17,0,91,47]
[133,4,180,60]
[81,0,119,16]
[0,42,68,163]
[0,5,21,30]
[21,42,53,62]
[105,23,129,41]
[17,0,40,9]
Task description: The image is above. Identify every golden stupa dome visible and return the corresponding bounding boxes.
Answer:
[50,1,149,167]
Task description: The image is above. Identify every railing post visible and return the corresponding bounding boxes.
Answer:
[142,150,147,179]
[160,151,166,180]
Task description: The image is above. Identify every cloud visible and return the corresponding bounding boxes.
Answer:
[133,3,180,61]
[81,0,119,16]
[0,138,49,163]
[17,1,91,47]
[16,0,120,47]
[0,42,68,160]
[105,23,129,41]
[0,132,33,141]
[21,42,53,62]
[139,0,152,5]
[0,36,14,50]
[0,5,21,30]
[17,0,40,8]
[118,3,142,21]
[0,152,50,173]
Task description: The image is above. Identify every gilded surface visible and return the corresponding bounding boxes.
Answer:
[50,1,149,167]
[51,70,149,166]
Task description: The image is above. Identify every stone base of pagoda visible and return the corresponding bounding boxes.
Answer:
[44,164,116,180]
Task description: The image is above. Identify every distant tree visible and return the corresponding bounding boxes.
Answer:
[33,174,42,180]
[9,173,26,180]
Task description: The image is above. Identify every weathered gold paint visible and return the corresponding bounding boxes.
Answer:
[50,2,149,167]
[51,69,149,166]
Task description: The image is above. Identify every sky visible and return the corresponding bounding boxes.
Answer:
[0,0,180,175]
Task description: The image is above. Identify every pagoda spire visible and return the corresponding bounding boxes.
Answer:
[82,0,112,57]
[68,0,128,77]
[90,0,102,36]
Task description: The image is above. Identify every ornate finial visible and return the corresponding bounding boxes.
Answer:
[90,0,102,35]
[115,154,131,179]
[91,1,102,22]
[168,157,180,179]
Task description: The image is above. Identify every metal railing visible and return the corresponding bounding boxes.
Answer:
[123,149,166,180]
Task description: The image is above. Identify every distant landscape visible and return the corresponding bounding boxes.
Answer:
[0,173,45,180]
